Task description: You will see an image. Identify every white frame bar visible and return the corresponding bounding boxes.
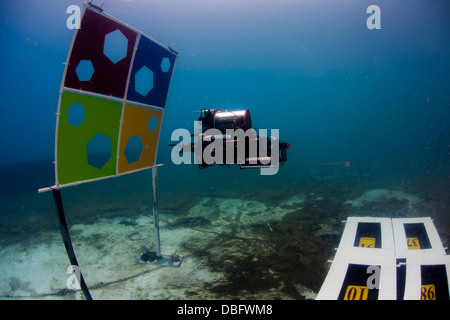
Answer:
[335,217,396,258]
[392,217,446,258]
[403,255,450,300]
[316,253,397,300]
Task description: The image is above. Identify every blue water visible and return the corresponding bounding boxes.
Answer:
[1,0,449,166]
[0,0,449,299]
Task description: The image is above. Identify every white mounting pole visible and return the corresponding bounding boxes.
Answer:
[152,166,162,257]
[150,165,183,267]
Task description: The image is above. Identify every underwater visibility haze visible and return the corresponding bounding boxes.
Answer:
[0,0,449,300]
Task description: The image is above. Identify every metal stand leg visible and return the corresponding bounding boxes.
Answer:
[152,166,162,258]
[151,166,183,267]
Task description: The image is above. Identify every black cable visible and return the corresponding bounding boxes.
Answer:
[52,188,93,300]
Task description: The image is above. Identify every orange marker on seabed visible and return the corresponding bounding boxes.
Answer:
[319,161,351,167]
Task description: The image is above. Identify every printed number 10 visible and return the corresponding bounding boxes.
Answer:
[344,286,368,300]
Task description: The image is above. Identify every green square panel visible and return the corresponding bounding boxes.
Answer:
[57,91,122,185]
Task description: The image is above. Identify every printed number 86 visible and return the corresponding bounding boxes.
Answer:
[421,285,436,300]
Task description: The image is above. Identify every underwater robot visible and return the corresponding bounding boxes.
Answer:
[171,108,290,171]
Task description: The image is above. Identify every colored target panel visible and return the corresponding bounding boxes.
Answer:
[118,104,163,173]
[52,6,178,189]
[64,9,138,98]
[57,91,122,185]
[127,35,177,108]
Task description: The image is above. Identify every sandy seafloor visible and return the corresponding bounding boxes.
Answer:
[0,158,448,300]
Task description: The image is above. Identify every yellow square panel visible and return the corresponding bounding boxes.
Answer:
[118,104,163,174]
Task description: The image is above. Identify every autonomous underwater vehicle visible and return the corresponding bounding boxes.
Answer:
[170,108,291,170]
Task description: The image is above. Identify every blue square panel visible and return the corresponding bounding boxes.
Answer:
[127,35,177,108]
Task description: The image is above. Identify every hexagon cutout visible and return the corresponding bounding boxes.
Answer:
[160,57,171,72]
[135,66,153,97]
[103,29,128,64]
[87,132,112,169]
[75,60,94,81]
[124,135,143,164]
[148,115,158,132]
[67,102,85,127]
